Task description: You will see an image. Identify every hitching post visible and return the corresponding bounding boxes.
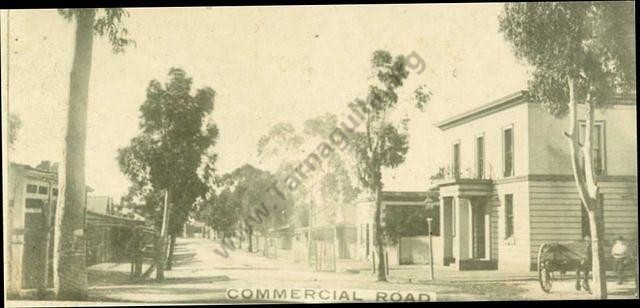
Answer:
[427,217,435,280]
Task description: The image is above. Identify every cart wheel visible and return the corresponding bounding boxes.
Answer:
[538,243,553,293]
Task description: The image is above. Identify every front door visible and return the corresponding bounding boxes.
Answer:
[442,197,455,265]
[472,198,487,259]
[22,199,46,289]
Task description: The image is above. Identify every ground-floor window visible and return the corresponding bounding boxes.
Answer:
[504,194,514,239]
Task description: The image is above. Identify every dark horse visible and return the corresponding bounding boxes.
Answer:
[576,242,592,293]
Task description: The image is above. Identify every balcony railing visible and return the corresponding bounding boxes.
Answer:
[429,164,496,187]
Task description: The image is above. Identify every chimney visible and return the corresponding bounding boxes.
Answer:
[36,160,51,171]
[50,162,59,174]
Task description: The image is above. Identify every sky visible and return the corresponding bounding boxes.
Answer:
[3,4,530,200]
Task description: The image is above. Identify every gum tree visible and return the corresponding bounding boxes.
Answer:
[499,2,635,299]
[117,68,219,274]
[219,164,293,252]
[54,8,133,300]
[351,50,429,281]
[257,115,361,236]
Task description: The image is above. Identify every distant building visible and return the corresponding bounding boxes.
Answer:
[356,191,440,267]
[291,184,358,269]
[87,195,115,215]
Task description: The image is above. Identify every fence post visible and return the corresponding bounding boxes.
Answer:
[427,218,435,280]
[385,250,389,275]
[130,229,136,277]
[316,242,320,271]
[333,242,336,272]
[372,252,376,273]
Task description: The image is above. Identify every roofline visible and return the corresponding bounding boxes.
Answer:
[10,162,95,192]
[435,91,637,131]
[86,210,146,224]
[356,190,428,203]
[435,90,527,131]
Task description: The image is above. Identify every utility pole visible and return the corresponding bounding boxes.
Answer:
[156,189,170,281]
[427,217,435,280]
[307,185,313,267]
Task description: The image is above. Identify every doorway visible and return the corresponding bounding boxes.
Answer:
[471,198,489,259]
[442,197,455,265]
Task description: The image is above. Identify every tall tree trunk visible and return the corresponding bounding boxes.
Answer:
[565,77,607,299]
[156,190,171,281]
[587,197,607,298]
[374,182,386,281]
[248,229,253,253]
[53,9,95,301]
[165,233,176,270]
[154,234,165,281]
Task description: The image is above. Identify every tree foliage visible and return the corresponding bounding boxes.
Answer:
[195,164,293,251]
[8,113,21,150]
[382,207,432,245]
[350,50,430,281]
[498,2,635,299]
[117,68,219,235]
[257,113,361,228]
[58,8,135,53]
[499,2,635,117]
[196,187,238,236]
[222,164,293,234]
[351,51,417,191]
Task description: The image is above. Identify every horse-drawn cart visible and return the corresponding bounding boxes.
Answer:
[537,241,591,293]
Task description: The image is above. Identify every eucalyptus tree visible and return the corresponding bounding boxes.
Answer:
[219,164,293,252]
[350,50,429,281]
[499,2,635,298]
[257,114,361,233]
[117,68,219,274]
[54,8,133,300]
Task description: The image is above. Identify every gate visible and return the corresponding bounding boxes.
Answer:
[311,240,335,272]
[263,237,278,259]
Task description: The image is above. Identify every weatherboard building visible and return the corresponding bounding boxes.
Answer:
[430,91,637,271]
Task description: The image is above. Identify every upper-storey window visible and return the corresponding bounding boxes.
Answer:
[503,126,514,177]
[452,142,460,179]
[26,184,38,194]
[38,186,48,195]
[476,135,485,179]
[579,121,606,176]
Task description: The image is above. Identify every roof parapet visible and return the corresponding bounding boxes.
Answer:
[435,91,527,131]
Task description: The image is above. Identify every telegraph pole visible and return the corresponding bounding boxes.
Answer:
[427,217,435,280]
[156,189,170,281]
[307,186,313,267]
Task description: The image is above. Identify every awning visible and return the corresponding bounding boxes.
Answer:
[86,210,153,233]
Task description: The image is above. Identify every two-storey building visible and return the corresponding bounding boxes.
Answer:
[431,91,637,272]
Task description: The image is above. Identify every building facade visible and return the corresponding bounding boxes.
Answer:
[356,191,441,267]
[5,163,58,295]
[86,195,115,215]
[5,162,145,297]
[432,91,637,271]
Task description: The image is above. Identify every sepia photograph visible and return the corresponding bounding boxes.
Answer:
[1,2,637,305]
